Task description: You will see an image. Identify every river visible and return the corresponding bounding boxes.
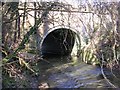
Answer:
[37,56,114,88]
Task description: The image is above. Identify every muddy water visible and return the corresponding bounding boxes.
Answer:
[39,56,113,88]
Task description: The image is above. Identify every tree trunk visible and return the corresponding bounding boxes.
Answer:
[117,2,120,44]
[14,19,17,42]
[17,11,20,39]
[34,2,42,55]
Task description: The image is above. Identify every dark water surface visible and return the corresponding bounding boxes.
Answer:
[38,56,113,88]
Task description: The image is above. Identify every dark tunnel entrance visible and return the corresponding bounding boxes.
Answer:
[41,28,77,57]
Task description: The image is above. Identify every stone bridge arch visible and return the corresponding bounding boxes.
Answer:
[40,26,81,57]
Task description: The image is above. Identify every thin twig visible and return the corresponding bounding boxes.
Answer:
[101,52,117,88]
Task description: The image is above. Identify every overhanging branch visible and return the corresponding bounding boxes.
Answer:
[2,2,56,64]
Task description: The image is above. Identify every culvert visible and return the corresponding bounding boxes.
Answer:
[41,28,80,57]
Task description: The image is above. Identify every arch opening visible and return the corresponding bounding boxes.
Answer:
[41,28,80,57]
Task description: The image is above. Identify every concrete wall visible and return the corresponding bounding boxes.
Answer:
[40,28,80,57]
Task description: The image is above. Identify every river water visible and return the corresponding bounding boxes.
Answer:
[38,56,113,88]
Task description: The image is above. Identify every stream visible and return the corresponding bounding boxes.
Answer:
[38,56,113,88]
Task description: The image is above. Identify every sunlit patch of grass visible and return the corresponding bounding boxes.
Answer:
[78,48,100,66]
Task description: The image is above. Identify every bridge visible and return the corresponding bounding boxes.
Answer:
[19,1,113,57]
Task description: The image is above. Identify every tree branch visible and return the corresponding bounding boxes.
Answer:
[3,2,56,64]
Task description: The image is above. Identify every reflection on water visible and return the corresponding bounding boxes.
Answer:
[39,56,113,88]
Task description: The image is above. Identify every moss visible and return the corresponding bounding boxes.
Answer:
[2,75,16,88]
[27,49,37,54]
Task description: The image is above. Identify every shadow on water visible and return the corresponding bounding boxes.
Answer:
[38,55,113,88]
[38,55,71,71]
